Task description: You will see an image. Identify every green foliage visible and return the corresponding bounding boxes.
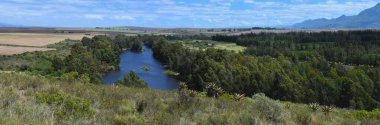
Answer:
[113,115,145,125]
[213,30,380,66]
[141,65,151,71]
[131,40,143,52]
[309,103,320,111]
[116,71,147,88]
[0,72,379,124]
[252,93,285,123]
[232,93,245,101]
[36,92,95,119]
[178,82,197,104]
[63,71,90,83]
[136,100,147,114]
[321,105,333,115]
[205,83,224,98]
[62,35,147,84]
[354,109,380,119]
[63,71,79,81]
[148,36,380,110]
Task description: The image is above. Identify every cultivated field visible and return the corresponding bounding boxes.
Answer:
[214,42,246,52]
[0,46,55,55]
[171,40,246,52]
[0,33,88,47]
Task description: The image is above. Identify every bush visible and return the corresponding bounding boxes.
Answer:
[116,71,147,88]
[233,93,245,101]
[308,103,320,111]
[321,105,333,115]
[354,109,380,119]
[63,71,79,82]
[178,82,197,104]
[205,83,224,98]
[252,93,285,123]
[136,100,147,114]
[36,92,95,119]
[113,115,145,125]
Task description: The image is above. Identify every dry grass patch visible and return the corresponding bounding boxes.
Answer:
[0,33,89,47]
[214,42,246,52]
[0,46,55,55]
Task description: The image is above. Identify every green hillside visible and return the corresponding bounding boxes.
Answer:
[0,72,379,125]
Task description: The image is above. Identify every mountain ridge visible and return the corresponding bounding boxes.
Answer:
[0,23,18,27]
[293,3,380,29]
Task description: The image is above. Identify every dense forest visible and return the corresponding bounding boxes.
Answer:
[147,31,380,110]
[212,30,380,66]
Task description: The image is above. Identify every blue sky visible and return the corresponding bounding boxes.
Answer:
[0,0,379,28]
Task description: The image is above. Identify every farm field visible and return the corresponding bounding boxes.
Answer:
[0,46,55,55]
[0,33,89,47]
[170,40,246,52]
[213,42,246,52]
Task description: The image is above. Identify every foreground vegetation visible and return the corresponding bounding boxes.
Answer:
[1,72,379,124]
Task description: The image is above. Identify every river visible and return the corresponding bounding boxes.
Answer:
[102,46,179,90]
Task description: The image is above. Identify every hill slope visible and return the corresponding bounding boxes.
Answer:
[293,3,380,29]
[0,72,379,124]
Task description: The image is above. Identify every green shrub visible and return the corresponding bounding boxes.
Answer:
[233,93,245,101]
[239,111,259,125]
[354,109,380,119]
[296,113,311,125]
[252,93,285,123]
[188,90,197,97]
[116,71,147,88]
[63,71,79,82]
[205,83,224,98]
[36,92,95,119]
[308,103,320,111]
[321,105,333,115]
[136,100,147,114]
[113,115,145,125]
[178,82,197,104]
[118,100,136,115]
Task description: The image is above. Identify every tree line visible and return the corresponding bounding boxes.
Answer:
[212,30,380,66]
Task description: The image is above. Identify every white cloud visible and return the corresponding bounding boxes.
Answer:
[1,0,379,27]
[113,15,135,20]
[243,0,254,4]
[84,14,104,19]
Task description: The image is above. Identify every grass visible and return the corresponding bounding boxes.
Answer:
[0,72,378,124]
[213,42,246,52]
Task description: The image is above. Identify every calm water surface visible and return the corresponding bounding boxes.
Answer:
[102,46,179,90]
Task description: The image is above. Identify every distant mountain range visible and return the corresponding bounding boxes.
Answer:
[0,23,16,27]
[293,3,380,29]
